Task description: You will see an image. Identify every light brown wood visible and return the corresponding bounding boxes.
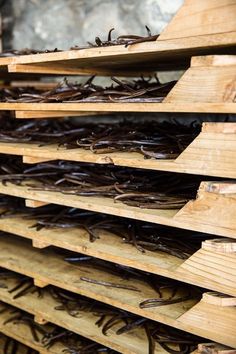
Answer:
[23,155,53,164]
[164,56,236,104]
[15,110,110,118]
[159,0,236,40]
[0,101,234,113]
[2,122,236,178]
[25,199,48,208]
[202,292,236,307]
[0,277,169,354]
[1,214,235,295]
[202,239,236,253]
[1,181,236,240]
[0,243,234,347]
[177,299,236,348]
[197,343,236,354]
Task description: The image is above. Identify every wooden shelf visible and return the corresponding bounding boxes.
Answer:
[0,55,234,113]
[0,215,235,297]
[0,277,171,354]
[2,1,236,76]
[0,304,67,354]
[1,122,236,179]
[0,250,235,348]
[0,181,236,239]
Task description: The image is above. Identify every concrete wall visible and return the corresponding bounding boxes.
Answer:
[3,0,183,50]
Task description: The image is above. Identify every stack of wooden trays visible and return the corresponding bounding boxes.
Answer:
[0,1,235,353]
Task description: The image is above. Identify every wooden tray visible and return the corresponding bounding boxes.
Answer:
[0,181,236,239]
[3,1,236,76]
[1,122,236,179]
[0,277,172,354]
[0,215,235,297]
[0,245,235,347]
[0,55,234,113]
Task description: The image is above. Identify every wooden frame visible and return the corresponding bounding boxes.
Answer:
[0,55,234,113]
[1,122,236,179]
[0,277,173,354]
[0,236,235,347]
[0,214,235,297]
[2,1,236,76]
[0,181,236,239]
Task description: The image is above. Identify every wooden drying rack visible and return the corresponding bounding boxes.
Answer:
[0,211,235,298]
[1,122,236,179]
[0,0,235,351]
[0,235,235,348]
[0,55,234,113]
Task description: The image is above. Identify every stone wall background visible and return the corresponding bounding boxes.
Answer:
[2,0,183,51]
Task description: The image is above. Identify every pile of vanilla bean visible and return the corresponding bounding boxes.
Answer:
[0,157,202,209]
[0,196,210,258]
[0,269,204,354]
[0,305,117,353]
[0,76,176,103]
[0,27,159,58]
[0,114,200,159]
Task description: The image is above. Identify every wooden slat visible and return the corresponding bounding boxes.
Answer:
[0,215,235,296]
[15,110,110,118]
[0,181,236,239]
[2,122,236,177]
[0,236,235,347]
[177,300,236,348]
[0,277,166,354]
[0,101,234,113]
[158,0,236,40]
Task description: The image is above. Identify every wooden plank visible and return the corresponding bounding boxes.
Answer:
[158,0,236,40]
[164,57,236,104]
[196,343,236,354]
[25,199,49,208]
[15,110,108,118]
[177,300,236,348]
[0,215,235,296]
[0,101,234,113]
[0,305,66,353]
[2,122,236,177]
[0,181,236,240]
[0,277,167,354]
[202,292,236,307]
[8,63,157,76]
[0,240,235,347]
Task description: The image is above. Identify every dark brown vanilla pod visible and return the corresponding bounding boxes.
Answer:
[0,76,175,103]
[0,48,61,57]
[0,195,209,258]
[0,113,200,160]
[1,270,205,353]
[71,26,159,49]
[1,334,38,354]
[0,157,201,209]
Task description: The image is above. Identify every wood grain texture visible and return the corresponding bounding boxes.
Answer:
[0,215,235,296]
[159,0,236,40]
[0,277,167,354]
[0,236,234,347]
[0,181,236,239]
[2,122,236,178]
